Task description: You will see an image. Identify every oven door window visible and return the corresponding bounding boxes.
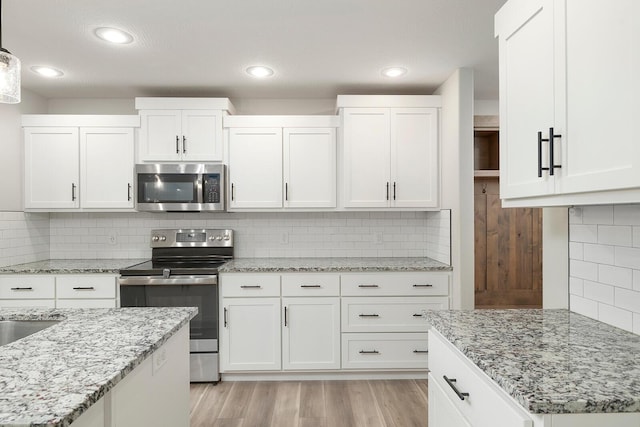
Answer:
[121,285,217,340]
[137,173,199,203]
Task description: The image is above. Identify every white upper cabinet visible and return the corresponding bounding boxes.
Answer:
[496,0,640,206]
[22,115,139,211]
[225,116,338,210]
[337,95,441,210]
[135,97,234,162]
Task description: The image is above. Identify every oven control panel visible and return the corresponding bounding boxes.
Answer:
[150,229,233,248]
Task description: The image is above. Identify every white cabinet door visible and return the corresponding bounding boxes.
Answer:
[282,297,340,370]
[555,0,640,195]
[139,110,182,161]
[80,127,134,209]
[496,0,556,199]
[228,128,283,208]
[221,297,281,371]
[284,128,336,208]
[181,110,223,161]
[24,127,80,209]
[428,373,472,427]
[391,108,439,208]
[342,108,391,208]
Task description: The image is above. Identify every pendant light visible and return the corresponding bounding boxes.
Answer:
[0,0,20,104]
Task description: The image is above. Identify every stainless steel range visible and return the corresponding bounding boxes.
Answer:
[118,228,233,383]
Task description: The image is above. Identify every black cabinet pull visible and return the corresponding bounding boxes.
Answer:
[284,306,288,327]
[386,182,389,200]
[127,183,132,201]
[548,127,562,176]
[413,350,429,354]
[176,136,180,154]
[285,183,288,201]
[538,131,549,177]
[412,313,423,317]
[71,183,77,201]
[183,136,187,154]
[223,307,228,327]
[300,284,321,288]
[231,183,235,201]
[359,350,379,354]
[240,285,262,289]
[358,314,379,318]
[413,284,433,288]
[393,182,396,200]
[358,284,379,288]
[443,375,469,401]
[72,286,95,291]
[10,287,33,291]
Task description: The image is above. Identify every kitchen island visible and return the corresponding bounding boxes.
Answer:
[0,306,196,427]
[423,309,640,426]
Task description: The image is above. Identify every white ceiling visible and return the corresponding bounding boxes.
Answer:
[3,0,508,101]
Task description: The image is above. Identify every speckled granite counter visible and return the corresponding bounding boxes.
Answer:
[0,259,147,275]
[0,307,196,427]
[423,309,640,414]
[218,257,452,273]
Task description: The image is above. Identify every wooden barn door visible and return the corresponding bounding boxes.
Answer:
[474,178,542,308]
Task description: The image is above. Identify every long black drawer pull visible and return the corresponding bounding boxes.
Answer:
[72,287,95,291]
[223,307,228,328]
[359,314,379,318]
[413,350,429,354]
[443,375,469,401]
[240,285,262,289]
[300,284,321,288]
[548,127,562,176]
[10,287,33,291]
[412,313,424,317]
[284,306,288,327]
[358,284,379,288]
[359,350,379,354]
[413,284,433,288]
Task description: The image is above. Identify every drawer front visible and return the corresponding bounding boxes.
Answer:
[342,332,428,369]
[428,330,533,427]
[281,273,340,296]
[342,296,448,332]
[56,275,116,299]
[341,272,449,296]
[56,299,117,308]
[220,273,280,297]
[0,276,55,299]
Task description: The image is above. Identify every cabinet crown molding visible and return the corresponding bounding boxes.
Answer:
[336,95,442,109]
[134,97,235,114]
[223,115,339,128]
[21,115,140,128]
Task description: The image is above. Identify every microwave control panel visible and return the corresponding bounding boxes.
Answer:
[203,174,221,203]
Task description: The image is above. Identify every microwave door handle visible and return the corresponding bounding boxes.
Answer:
[197,178,204,203]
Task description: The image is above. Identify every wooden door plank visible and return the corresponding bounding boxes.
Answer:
[474,179,488,293]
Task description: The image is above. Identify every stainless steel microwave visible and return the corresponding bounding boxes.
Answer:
[135,164,225,212]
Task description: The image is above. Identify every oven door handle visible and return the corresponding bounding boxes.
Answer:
[118,276,218,286]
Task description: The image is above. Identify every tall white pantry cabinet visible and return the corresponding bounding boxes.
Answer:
[496,0,640,207]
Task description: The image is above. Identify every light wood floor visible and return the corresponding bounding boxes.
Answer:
[190,380,428,427]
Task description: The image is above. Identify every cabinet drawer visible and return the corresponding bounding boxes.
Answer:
[0,299,56,308]
[428,330,533,427]
[341,272,449,296]
[342,332,428,369]
[220,274,280,297]
[281,273,340,296]
[0,276,55,299]
[342,296,448,332]
[56,275,116,299]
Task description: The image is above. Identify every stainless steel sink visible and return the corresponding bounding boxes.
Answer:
[0,320,60,347]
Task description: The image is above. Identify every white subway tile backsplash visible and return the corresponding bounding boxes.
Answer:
[569,224,598,243]
[570,204,640,334]
[583,281,614,305]
[598,225,632,247]
[583,244,614,265]
[598,264,633,289]
[0,212,50,267]
[598,303,633,332]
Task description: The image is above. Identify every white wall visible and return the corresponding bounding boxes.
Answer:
[435,68,475,309]
[473,99,499,116]
[569,204,640,333]
[47,98,136,114]
[0,89,48,211]
[49,210,451,262]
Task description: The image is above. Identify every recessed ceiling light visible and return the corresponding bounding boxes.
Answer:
[30,66,64,78]
[94,27,134,44]
[382,67,408,78]
[246,66,274,78]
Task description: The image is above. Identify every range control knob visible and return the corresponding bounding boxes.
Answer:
[160,236,166,242]
[216,236,223,241]
[223,234,230,241]
[209,236,216,241]
[152,235,160,242]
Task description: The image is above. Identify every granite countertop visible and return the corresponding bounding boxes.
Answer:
[0,307,197,427]
[218,257,452,273]
[0,259,147,275]
[423,309,640,414]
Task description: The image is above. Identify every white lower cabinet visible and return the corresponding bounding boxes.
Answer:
[0,275,55,308]
[70,324,190,427]
[221,297,282,371]
[428,372,472,427]
[282,297,340,370]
